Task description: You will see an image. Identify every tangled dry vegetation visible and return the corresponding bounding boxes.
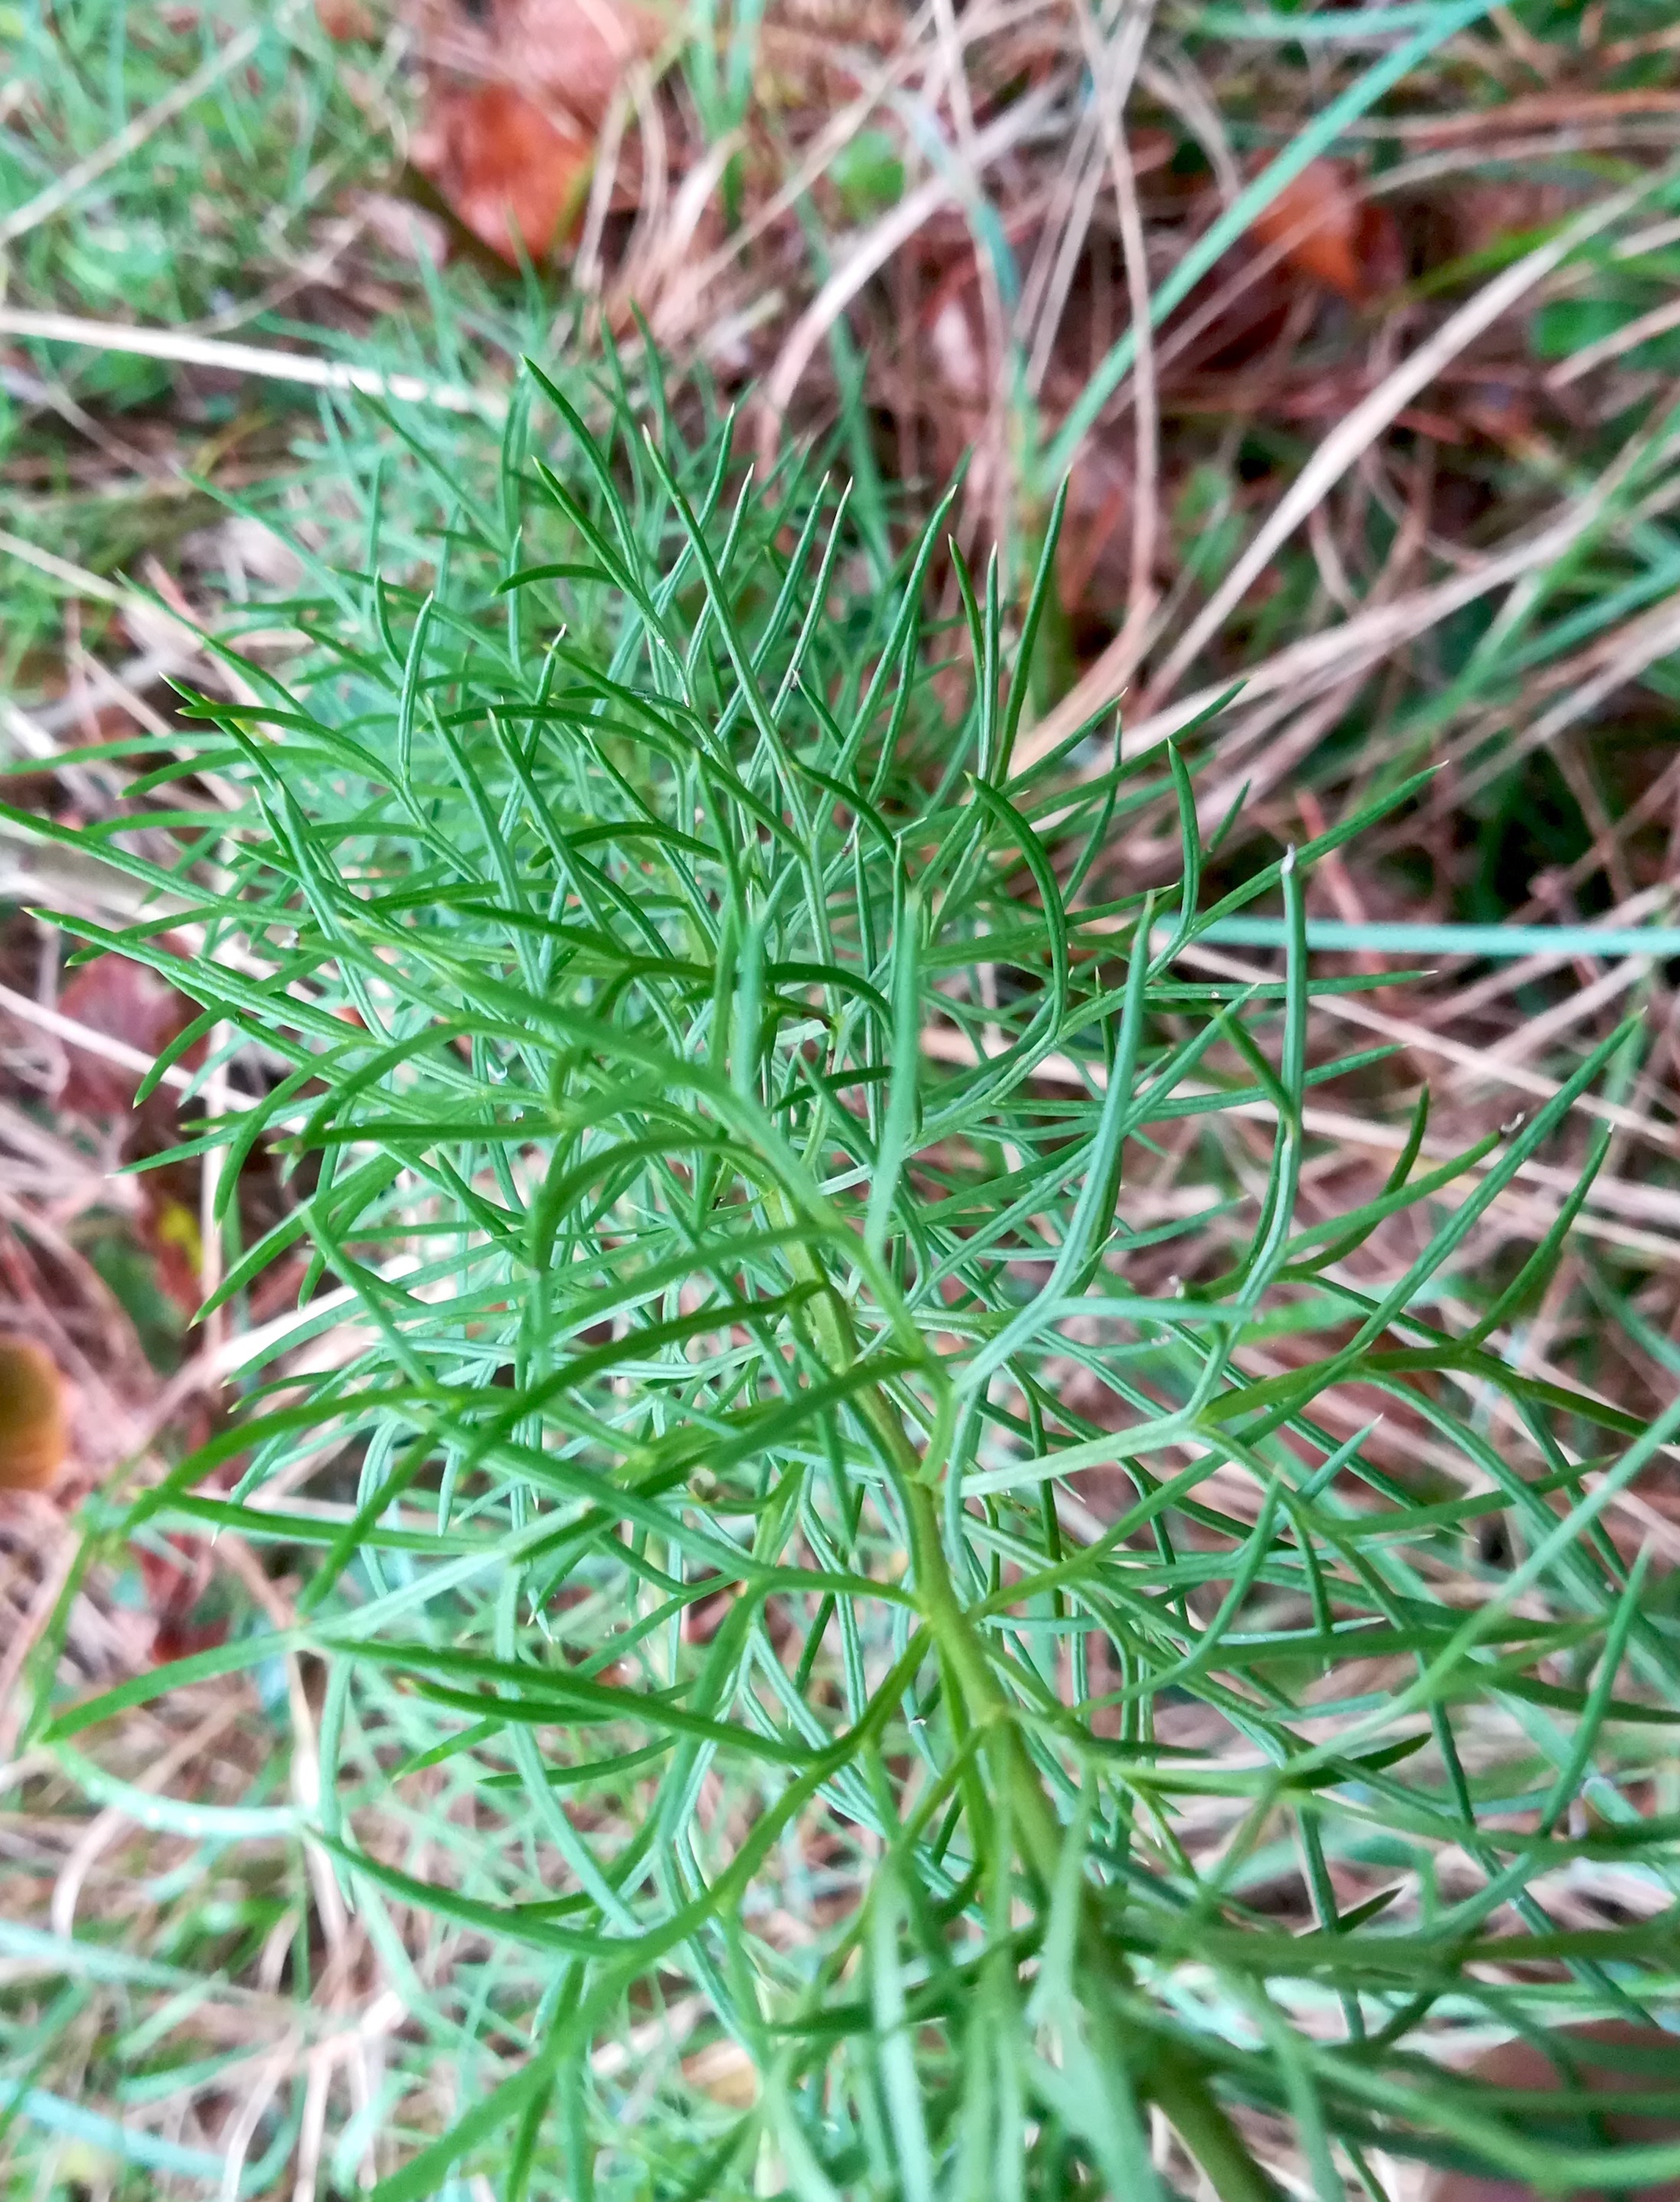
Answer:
[5,0,1680,2195]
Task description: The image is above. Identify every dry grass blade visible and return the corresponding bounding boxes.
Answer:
[1141,169,1666,706]
[758,80,1060,448]
[0,309,499,415]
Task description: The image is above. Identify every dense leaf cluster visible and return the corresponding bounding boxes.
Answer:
[28,366,1680,2201]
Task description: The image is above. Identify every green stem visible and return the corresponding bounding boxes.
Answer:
[902,1477,1279,2202]
[1020,495,1078,727]
[785,1224,1278,2202]
[1152,2063,1282,2202]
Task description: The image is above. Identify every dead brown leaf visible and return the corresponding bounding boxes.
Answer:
[1246,158,1402,304]
[412,82,593,264]
[410,0,663,264]
[58,950,205,1145]
[1425,2024,1680,2202]
[0,1338,69,1493]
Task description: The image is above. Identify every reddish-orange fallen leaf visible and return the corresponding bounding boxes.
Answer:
[1247,159,1400,304]
[412,84,592,264]
[0,1338,68,1493]
[58,949,205,1145]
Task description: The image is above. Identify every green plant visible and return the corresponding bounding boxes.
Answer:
[19,361,1680,2202]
